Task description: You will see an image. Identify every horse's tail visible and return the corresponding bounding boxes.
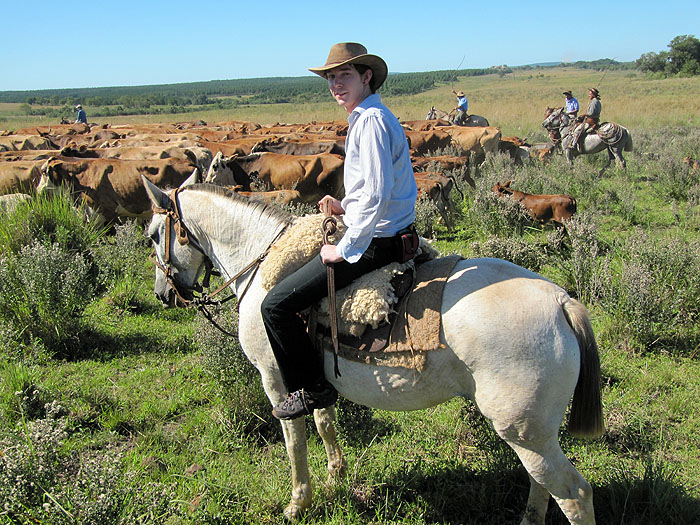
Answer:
[561,296,604,438]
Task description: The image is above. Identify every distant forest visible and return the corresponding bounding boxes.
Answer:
[2,60,634,118]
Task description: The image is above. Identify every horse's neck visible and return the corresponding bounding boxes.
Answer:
[178,189,290,282]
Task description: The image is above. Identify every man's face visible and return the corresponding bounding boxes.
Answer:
[326,64,372,113]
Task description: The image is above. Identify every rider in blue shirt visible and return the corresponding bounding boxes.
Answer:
[451,89,468,125]
[75,104,87,124]
[563,91,579,119]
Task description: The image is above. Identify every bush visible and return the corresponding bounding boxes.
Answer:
[92,220,151,311]
[596,232,700,354]
[0,241,96,353]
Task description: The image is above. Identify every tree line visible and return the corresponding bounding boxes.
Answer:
[1,58,647,118]
[637,34,700,76]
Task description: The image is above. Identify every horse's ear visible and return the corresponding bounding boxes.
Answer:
[181,169,199,188]
[142,175,169,210]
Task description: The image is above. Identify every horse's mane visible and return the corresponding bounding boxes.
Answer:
[184,183,294,226]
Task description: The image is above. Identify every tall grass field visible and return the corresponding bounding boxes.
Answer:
[1,68,700,524]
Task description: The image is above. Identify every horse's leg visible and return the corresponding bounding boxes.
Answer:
[565,148,574,166]
[507,439,595,525]
[612,146,626,169]
[520,473,551,525]
[280,417,313,520]
[599,149,614,176]
[313,406,346,481]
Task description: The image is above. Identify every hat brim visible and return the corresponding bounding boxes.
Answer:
[309,54,388,91]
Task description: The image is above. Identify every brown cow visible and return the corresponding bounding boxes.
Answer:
[492,181,576,225]
[0,135,58,151]
[498,136,532,164]
[236,189,302,206]
[59,143,213,177]
[415,172,458,231]
[251,137,345,156]
[684,155,699,174]
[401,119,452,131]
[528,143,557,162]
[38,157,198,223]
[205,152,344,203]
[444,126,501,164]
[199,137,278,157]
[403,129,452,156]
[0,160,45,195]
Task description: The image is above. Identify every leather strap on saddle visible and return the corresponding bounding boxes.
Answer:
[321,200,341,378]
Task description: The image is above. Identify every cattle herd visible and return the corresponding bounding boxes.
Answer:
[0,116,568,228]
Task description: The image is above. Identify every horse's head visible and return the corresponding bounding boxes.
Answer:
[143,172,208,308]
[426,106,437,120]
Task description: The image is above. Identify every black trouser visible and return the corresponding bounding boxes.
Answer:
[261,236,401,392]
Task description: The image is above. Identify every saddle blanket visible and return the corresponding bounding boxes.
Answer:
[314,255,463,371]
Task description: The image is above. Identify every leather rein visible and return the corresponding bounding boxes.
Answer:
[151,187,288,335]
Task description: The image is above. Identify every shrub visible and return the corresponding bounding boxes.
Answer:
[91,220,151,311]
[0,241,96,353]
[471,235,547,272]
[555,212,601,303]
[596,232,700,354]
[414,195,439,238]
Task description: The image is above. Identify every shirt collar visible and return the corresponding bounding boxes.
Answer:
[348,93,382,126]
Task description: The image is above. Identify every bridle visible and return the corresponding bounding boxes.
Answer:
[150,187,288,334]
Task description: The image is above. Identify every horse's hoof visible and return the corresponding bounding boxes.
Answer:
[327,463,347,483]
[283,502,304,521]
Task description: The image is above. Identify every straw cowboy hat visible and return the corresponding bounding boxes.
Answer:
[309,42,388,91]
[456,91,465,97]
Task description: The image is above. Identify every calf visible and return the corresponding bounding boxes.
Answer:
[492,180,576,224]
[415,172,458,231]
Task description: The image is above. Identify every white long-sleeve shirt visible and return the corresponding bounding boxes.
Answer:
[336,94,417,263]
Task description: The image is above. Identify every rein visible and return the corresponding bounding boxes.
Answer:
[151,187,288,335]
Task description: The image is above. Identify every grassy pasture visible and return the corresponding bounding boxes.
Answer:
[3,68,699,135]
[1,69,700,524]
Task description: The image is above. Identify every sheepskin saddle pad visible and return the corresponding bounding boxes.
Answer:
[313,254,463,371]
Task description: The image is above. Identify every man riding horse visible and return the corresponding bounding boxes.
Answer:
[572,88,602,151]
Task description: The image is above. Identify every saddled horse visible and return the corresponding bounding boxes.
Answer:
[143,174,604,525]
[426,106,490,127]
[542,107,633,173]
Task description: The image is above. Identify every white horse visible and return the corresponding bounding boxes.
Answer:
[542,107,633,173]
[426,106,490,127]
[142,175,604,525]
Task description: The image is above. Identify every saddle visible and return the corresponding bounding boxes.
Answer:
[311,254,463,371]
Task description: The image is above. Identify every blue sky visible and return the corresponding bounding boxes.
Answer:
[3,0,698,91]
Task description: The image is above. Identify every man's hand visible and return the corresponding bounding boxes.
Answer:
[320,244,343,264]
[318,195,344,216]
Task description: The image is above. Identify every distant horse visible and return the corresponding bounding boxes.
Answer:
[143,175,604,524]
[542,107,633,173]
[426,106,490,127]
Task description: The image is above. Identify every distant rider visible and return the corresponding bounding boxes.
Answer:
[75,104,87,124]
[451,89,468,125]
[573,88,601,150]
[563,90,579,119]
